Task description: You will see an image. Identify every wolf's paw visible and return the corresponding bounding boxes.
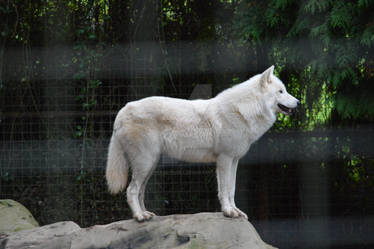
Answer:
[233,207,248,219]
[134,211,156,222]
[223,206,248,219]
[223,207,240,218]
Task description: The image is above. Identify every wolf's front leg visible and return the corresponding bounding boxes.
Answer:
[216,154,242,218]
[228,158,248,219]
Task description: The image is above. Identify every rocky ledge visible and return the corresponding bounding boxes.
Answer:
[1,212,277,249]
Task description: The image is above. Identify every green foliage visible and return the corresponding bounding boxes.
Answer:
[304,0,331,15]
[234,0,374,125]
[361,25,374,47]
[1,0,372,127]
[358,0,374,8]
[329,2,355,30]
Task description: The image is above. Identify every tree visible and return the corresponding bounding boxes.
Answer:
[233,0,374,127]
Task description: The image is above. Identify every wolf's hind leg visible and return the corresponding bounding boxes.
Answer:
[127,154,158,222]
[138,157,159,216]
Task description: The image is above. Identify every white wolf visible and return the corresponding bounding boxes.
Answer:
[106,65,299,221]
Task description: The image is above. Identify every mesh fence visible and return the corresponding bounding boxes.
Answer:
[1,44,374,249]
[0,45,221,227]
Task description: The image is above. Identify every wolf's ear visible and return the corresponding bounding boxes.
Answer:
[260,65,274,87]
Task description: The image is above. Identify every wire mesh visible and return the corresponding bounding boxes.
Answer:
[0,45,373,249]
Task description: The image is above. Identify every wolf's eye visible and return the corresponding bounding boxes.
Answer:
[279,90,283,94]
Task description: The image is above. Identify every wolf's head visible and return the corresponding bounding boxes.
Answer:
[260,66,300,115]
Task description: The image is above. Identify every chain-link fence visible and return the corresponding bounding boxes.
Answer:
[0,44,224,227]
[1,44,374,249]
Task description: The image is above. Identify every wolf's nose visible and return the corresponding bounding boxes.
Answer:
[297,100,300,105]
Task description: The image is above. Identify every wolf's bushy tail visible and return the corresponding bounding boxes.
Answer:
[106,136,128,194]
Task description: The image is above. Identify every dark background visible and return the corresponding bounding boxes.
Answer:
[0,1,373,248]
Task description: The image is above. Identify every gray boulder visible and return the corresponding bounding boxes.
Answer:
[1,212,277,249]
[0,199,39,233]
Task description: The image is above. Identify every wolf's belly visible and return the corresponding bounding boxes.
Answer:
[161,128,216,163]
[165,147,217,163]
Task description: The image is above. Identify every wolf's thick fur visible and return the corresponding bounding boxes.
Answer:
[106,66,299,221]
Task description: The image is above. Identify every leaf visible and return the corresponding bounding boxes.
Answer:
[273,0,294,10]
[358,0,374,8]
[304,0,331,15]
[288,18,310,37]
[329,2,354,30]
[331,72,341,88]
[360,26,374,47]
[82,102,90,110]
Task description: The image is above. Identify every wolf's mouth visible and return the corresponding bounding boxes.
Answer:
[278,103,293,115]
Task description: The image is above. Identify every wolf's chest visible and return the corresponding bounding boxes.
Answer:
[215,116,275,157]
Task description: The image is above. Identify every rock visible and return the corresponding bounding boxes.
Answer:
[1,212,277,249]
[1,221,81,249]
[0,199,39,233]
